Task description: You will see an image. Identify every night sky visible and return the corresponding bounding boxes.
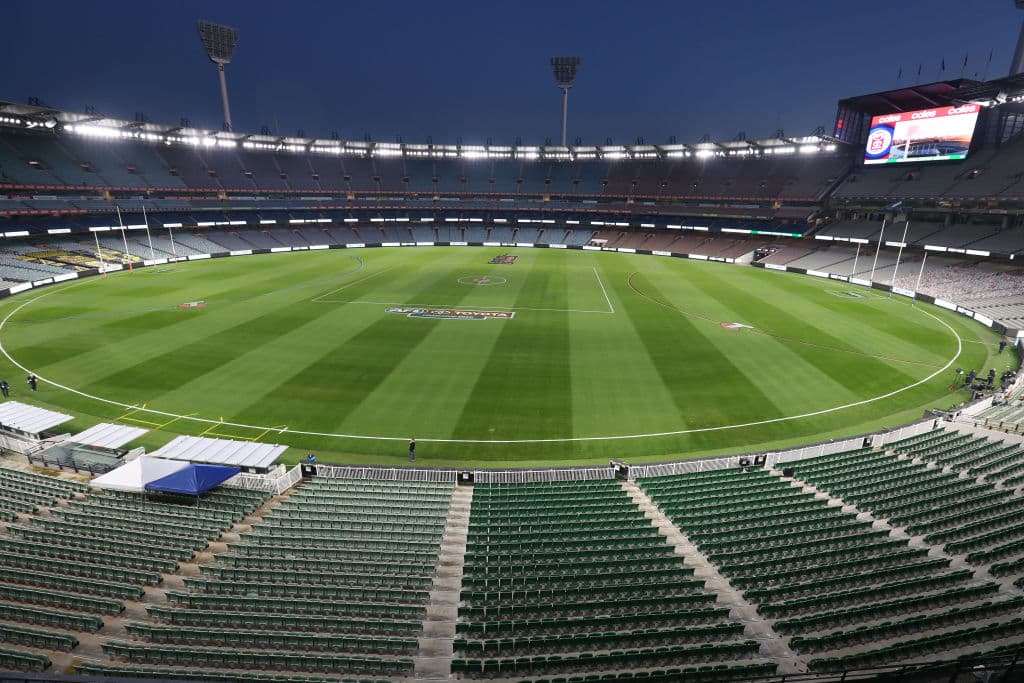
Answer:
[1,1,1020,145]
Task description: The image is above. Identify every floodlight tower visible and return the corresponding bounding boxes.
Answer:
[1012,1,1024,75]
[197,20,240,131]
[550,56,580,147]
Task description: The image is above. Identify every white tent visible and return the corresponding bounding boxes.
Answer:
[90,456,190,493]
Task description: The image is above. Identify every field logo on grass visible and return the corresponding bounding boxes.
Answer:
[178,301,207,309]
[720,322,753,331]
[386,307,514,320]
[826,290,868,300]
[458,275,508,286]
[489,254,518,265]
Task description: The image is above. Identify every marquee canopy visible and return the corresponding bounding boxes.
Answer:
[90,456,188,493]
[144,463,241,496]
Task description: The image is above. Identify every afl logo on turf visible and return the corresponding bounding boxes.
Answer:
[865,124,894,160]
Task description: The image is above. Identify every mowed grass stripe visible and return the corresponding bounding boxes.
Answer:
[568,256,687,437]
[334,254,536,439]
[138,298,388,424]
[755,272,955,363]
[246,248,491,433]
[632,265,866,416]
[707,266,951,365]
[650,263,927,399]
[623,270,790,426]
[8,251,368,379]
[452,250,573,443]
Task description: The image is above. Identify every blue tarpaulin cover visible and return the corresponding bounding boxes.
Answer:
[144,463,241,496]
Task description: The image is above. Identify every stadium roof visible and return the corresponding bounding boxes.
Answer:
[0,401,73,434]
[68,423,148,450]
[0,99,845,161]
[148,435,286,469]
[837,80,979,115]
[949,73,1024,106]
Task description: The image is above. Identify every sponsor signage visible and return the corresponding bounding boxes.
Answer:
[864,104,980,165]
[385,307,514,320]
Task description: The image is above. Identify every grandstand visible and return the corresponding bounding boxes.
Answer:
[2,424,1024,681]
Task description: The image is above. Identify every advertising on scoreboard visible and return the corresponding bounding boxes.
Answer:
[863,104,980,165]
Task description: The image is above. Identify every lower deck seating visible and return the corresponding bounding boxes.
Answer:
[639,466,1022,671]
[102,478,452,679]
[0,468,268,670]
[455,480,773,679]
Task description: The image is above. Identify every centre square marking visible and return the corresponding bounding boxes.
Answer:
[458,275,508,286]
[385,307,515,321]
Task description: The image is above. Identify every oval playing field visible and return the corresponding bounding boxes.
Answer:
[0,247,999,466]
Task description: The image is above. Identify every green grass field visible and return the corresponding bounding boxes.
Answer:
[0,246,1011,467]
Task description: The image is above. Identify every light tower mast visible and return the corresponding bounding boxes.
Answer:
[550,56,580,147]
[197,20,240,132]
[1012,1,1024,75]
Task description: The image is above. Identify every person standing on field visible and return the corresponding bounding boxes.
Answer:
[409,437,416,462]
[26,375,37,392]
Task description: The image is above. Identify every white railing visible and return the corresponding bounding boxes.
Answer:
[770,436,873,467]
[223,472,277,493]
[876,419,944,448]
[629,418,945,479]
[629,457,737,480]
[313,465,459,483]
[474,467,614,484]
[960,395,996,418]
[274,464,303,494]
[0,431,61,456]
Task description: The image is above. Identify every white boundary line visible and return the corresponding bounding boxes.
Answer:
[309,266,395,302]
[594,266,615,314]
[0,275,966,445]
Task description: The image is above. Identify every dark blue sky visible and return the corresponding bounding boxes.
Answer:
[1,1,1020,145]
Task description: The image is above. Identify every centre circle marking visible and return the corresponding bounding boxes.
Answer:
[458,275,507,286]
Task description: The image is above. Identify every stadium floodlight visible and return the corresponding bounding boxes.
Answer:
[197,20,240,131]
[550,56,580,147]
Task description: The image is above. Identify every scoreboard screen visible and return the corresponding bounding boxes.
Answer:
[864,104,980,165]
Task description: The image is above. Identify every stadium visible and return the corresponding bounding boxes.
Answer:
[4,4,1024,683]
